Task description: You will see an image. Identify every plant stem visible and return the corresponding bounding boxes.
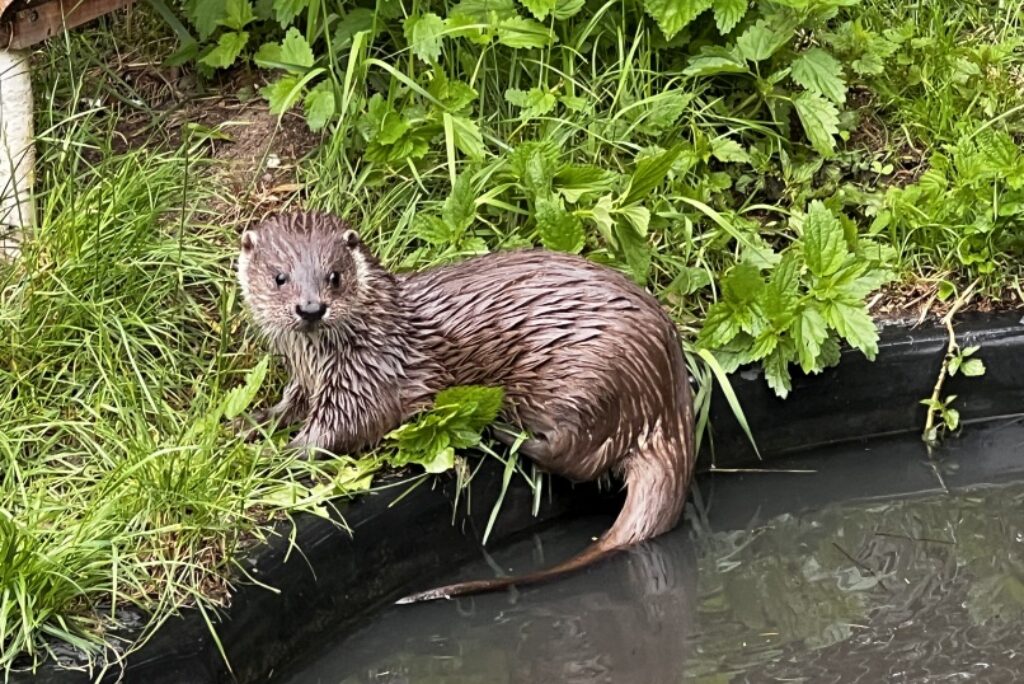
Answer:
[922,278,979,445]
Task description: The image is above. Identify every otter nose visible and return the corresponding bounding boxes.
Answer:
[296,301,327,322]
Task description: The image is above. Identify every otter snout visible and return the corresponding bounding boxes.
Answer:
[296,301,327,322]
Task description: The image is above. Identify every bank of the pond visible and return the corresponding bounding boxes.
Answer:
[15,313,1024,684]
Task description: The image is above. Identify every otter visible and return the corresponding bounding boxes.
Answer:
[236,210,695,603]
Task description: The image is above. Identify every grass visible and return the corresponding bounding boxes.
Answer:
[3,0,1024,675]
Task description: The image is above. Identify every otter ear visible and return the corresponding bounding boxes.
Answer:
[241,230,259,253]
[341,229,360,249]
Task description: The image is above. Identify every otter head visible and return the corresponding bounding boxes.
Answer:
[237,211,371,335]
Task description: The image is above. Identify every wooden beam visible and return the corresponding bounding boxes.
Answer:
[1,0,134,50]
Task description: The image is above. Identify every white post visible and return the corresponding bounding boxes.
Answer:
[0,48,34,260]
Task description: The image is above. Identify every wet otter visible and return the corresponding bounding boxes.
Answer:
[236,210,695,603]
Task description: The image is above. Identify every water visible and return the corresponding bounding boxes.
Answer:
[278,417,1024,683]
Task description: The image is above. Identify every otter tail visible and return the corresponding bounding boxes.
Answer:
[395,421,690,604]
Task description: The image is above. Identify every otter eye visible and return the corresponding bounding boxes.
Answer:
[274,273,289,287]
[327,271,340,288]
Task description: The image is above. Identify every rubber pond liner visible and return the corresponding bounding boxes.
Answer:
[13,312,1024,684]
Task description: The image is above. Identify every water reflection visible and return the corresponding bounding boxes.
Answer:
[280,418,1024,683]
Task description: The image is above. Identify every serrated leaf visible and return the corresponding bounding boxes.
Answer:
[447,114,486,160]
[496,16,555,48]
[519,0,557,20]
[794,304,827,372]
[642,0,712,41]
[736,20,790,62]
[405,13,446,63]
[791,48,846,105]
[618,205,651,237]
[435,385,505,429]
[793,91,840,156]
[642,91,694,134]
[803,200,847,278]
[551,0,585,20]
[332,8,377,49]
[188,0,226,40]
[508,140,560,197]
[274,0,308,26]
[280,26,315,67]
[699,304,742,348]
[428,72,479,111]
[713,0,747,34]
[589,194,615,243]
[200,31,249,68]
[722,263,764,303]
[443,173,477,235]
[261,75,302,114]
[623,144,684,205]
[303,81,334,131]
[505,87,557,119]
[535,198,585,253]
[825,300,878,359]
[667,266,712,296]
[711,137,750,164]
[764,345,793,398]
[684,46,748,76]
[554,165,617,203]
[763,252,800,321]
[220,0,255,30]
[615,221,651,284]
[412,215,453,245]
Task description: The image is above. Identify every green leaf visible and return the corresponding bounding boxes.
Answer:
[508,141,560,198]
[642,91,694,134]
[790,48,846,105]
[420,446,456,474]
[404,13,446,63]
[764,345,793,398]
[505,87,557,119]
[222,357,269,419]
[641,0,712,41]
[261,75,302,114]
[793,91,840,156]
[615,221,651,284]
[303,81,335,131]
[535,198,585,253]
[736,20,790,62]
[332,8,377,50]
[711,137,750,164]
[722,263,764,304]
[435,385,505,429]
[618,205,651,237]
[280,26,315,67]
[825,300,879,359]
[412,215,453,245]
[274,0,308,26]
[667,266,712,296]
[447,114,486,160]
[623,144,684,205]
[699,304,742,348]
[519,0,557,20]
[589,194,615,243]
[684,46,748,76]
[551,0,585,20]
[188,0,226,40]
[960,358,986,377]
[712,0,747,34]
[763,252,800,322]
[554,165,617,203]
[200,31,249,68]
[220,0,255,30]
[429,72,479,112]
[443,173,477,235]
[793,304,828,372]
[496,16,555,48]
[802,200,847,278]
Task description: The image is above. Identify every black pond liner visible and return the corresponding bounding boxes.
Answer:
[15,312,1024,684]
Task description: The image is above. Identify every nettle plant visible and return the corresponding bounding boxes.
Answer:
[697,200,894,397]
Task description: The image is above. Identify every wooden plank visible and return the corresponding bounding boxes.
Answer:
[2,0,134,49]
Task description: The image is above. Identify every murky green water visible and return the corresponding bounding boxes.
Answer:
[279,417,1024,683]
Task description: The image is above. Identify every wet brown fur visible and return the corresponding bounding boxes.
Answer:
[237,210,695,603]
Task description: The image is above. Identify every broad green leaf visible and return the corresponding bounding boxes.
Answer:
[793,304,828,372]
[412,215,453,245]
[554,165,617,203]
[189,0,226,40]
[303,81,335,131]
[200,31,249,68]
[623,144,684,205]
[428,72,479,111]
[519,0,557,20]
[551,0,585,20]
[698,304,742,348]
[711,137,750,164]
[222,357,269,419]
[496,16,555,48]
[960,358,986,377]
[712,0,747,34]
[220,0,255,30]
[449,0,518,21]
[618,205,651,237]
[749,329,779,361]
[790,48,846,104]
[332,8,377,50]
[280,26,315,67]
[642,91,694,133]
[762,252,800,321]
[793,91,840,156]
[447,114,486,160]
[505,87,557,119]
[507,140,560,198]
[615,221,651,284]
[722,263,764,303]
[535,198,585,253]
[405,13,446,63]
[443,173,477,234]
[817,336,841,369]
[420,446,456,473]
[802,200,847,278]
[641,0,712,41]
[261,75,302,114]
[684,46,748,76]
[825,300,879,359]
[667,266,712,296]
[736,20,790,62]
[435,385,505,428]
[274,0,309,26]
[589,194,615,243]
[764,345,793,398]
